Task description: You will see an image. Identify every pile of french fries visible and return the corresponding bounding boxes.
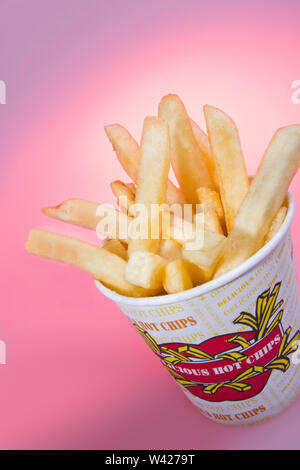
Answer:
[25,94,300,297]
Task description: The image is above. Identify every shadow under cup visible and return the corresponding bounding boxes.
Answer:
[96,193,300,425]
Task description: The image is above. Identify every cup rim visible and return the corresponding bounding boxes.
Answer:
[95,192,295,307]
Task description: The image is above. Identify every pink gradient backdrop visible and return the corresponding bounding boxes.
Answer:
[1,0,300,449]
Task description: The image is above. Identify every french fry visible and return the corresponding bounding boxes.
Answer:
[214,126,300,277]
[43,199,131,242]
[182,260,203,286]
[95,205,131,242]
[127,183,136,193]
[25,229,150,297]
[105,124,186,205]
[196,187,224,234]
[163,260,193,294]
[162,207,222,249]
[165,213,197,245]
[182,234,226,283]
[183,229,225,252]
[102,238,128,260]
[43,199,100,230]
[28,95,300,300]
[104,124,140,181]
[159,94,214,203]
[264,206,287,244]
[128,117,170,254]
[196,187,224,223]
[125,250,167,289]
[204,106,249,232]
[159,239,182,261]
[110,180,135,214]
[191,119,218,189]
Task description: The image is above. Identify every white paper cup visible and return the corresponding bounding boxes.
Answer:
[96,193,300,425]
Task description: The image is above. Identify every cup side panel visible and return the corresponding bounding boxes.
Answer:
[116,231,300,424]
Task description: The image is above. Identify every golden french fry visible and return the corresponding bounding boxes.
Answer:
[127,183,136,193]
[165,213,197,245]
[204,106,249,232]
[264,206,287,244]
[102,238,128,260]
[25,229,150,297]
[183,228,225,252]
[215,126,300,277]
[43,199,131,242]
[110,180,135,214]
[125,250,167,289]
[95,205,131,242]
[163,210,224,252]
[43,199,100,230]
[159,239,182,261]
[166,181,186,206]
[105,124,140,181]
[128,117,170,254]
[196,187,224,222]
[159,94,214,203]
[196,187,223,234]
[183,235,226,283]
[163,259,193,294]
[105,124,186,205]
[191,119,218,189]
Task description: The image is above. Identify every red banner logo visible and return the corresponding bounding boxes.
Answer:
[134,282,300,402]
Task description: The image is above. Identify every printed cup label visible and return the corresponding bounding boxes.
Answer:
[118,232,300,424]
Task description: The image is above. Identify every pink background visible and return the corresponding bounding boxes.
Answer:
[1,0,300,449]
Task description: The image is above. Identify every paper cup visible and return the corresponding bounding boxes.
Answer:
[96,193,300,425]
